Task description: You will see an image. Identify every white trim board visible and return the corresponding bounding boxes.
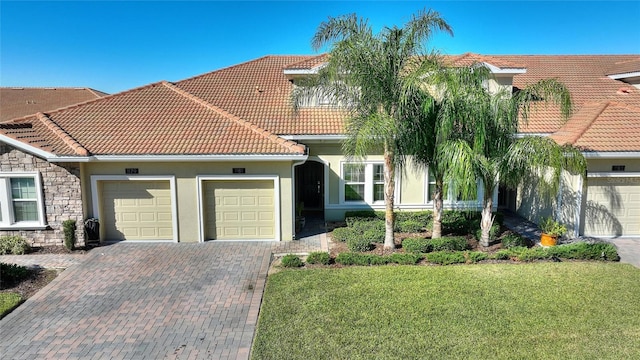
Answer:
[196,175,281,243]
[90,175,179,243]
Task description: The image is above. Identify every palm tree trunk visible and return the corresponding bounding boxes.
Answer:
[431,178,444,238]
[480,194,494,247]
[383,147,396,250]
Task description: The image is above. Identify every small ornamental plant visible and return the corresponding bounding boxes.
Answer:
[539,217,567,237]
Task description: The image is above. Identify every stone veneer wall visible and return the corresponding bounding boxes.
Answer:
[0,143,84,247]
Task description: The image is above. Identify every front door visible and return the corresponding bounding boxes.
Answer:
[295,161,324,211]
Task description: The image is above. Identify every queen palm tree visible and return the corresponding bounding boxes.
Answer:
[293,9,452,249]
[427,65,586,245]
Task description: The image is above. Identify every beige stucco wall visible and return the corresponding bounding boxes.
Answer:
[586,158,640,172]
[81,161,295,242]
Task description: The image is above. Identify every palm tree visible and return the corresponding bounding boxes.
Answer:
[428,65,586,246]
[293,9,452,249]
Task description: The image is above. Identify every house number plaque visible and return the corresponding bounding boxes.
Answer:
[125,168,139,174]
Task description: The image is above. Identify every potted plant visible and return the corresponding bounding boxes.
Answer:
[538,217,567,247]
[295,202,305,232]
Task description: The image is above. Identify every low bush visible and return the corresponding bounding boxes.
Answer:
[402,237,431,253]
[0,236,30,255]
[491,249,513,260]
[281,254,303,268]
[548,242,620,261]
[362,228,385,244]
[0,263,31,285]
[350,219,385,232]
[395,220,424,233]
[441,211,472,234]
[347,237,374,252]
[429,236,470,252]
[344,210,382,219]
[306,252,331,265]
[395,211,432,224]
[335,252,422,266]
[62,219,77,251]
[426,251,466,265]
[501,233,528,249]
[331,227,357,243]
[465,251,488,263]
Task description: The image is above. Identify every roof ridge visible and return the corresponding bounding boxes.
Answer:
[161,81,306,154]
[284,54,327,69]
[84,88,106,98]
[175,55,278,84]
[566,102,610,145]
[35,112,89,156]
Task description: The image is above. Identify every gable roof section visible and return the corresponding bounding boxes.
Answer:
[175,55,346,135]
[1,81,305,157]
[0,87,107,121]
[606,57,640,77]
[550,102,640,152]
[446,53,526,72]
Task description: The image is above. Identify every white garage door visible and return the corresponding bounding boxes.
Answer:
[585,177,640,236]
[203,180,275,240]
[101,180,174,241]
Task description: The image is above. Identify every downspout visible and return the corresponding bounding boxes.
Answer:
[574,175,584,238]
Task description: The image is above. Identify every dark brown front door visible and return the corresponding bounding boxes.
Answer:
[296,161,324,211]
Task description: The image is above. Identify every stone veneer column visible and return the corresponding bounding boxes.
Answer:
[0,143,84,247]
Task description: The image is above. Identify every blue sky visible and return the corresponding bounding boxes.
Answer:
[1,1,639,94]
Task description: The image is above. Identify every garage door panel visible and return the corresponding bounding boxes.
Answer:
[203,180,275,240]
[585,178,639,236]
[101,180,173,241]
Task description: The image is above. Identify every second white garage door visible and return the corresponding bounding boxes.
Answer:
[101,180,174,241]
[584,177,640,236]
[203,180,276,240]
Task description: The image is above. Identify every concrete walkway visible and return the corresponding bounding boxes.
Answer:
[503,212,640,268]
[0,236,325,360]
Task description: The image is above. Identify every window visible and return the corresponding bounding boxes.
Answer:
[342,162,386,204]
[0,173,46,228]
[425,168,479,203]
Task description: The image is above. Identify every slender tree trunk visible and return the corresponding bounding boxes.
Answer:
[383,146,396,250]
[431,178,444,239]
[480,194,494,247]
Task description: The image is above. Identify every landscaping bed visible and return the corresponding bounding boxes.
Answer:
[0,263,58,319]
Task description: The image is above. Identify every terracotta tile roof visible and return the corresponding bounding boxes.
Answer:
[550,102,640,152]
[0,87,107,121]
[446,53,525,69]
[176,55,347,135]
[283,54,328,70]
[606,57,640,76]
[1,81,305,156]
[498,55,640,133]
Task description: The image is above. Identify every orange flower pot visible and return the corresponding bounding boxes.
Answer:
[540,233,558,247]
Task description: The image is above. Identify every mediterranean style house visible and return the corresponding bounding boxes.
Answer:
[1,54,638,246]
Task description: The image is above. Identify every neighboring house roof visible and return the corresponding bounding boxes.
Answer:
[0,87,107,121]
[0,80,305,156]
[606,57,640,76]
[447,53,526,70]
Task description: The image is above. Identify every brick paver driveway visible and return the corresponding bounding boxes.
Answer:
[0,242,276,359]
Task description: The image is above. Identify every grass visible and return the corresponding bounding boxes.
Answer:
[252,263,640,359]
[0,293,23,319]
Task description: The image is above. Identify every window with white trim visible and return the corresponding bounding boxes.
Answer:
[425,168,479,203]
[342,162,386,204]
[0,173,46,228]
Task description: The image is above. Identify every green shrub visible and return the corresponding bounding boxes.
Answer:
[493,212,505,226]
[501,233,528,249]
[388,253,422,265]
[347,237,374,252]
[0,263,31,285]
[516,247,550,261]
[344,210,382,219]
[335,253,422,266]
[395,220,424,233]
[426,251,466,265]
[62,219,77,251]
[396,211,432,224]
[465,251,488,263]
[281,254,303,268]
[331,227,357,242]
[402,237,432,253]
[306,252,331,265]
[548,242,619,261]
[0,236,30,255]
[491,249,513,260]
[475,223,501,243]
[428,237,469,252]
[350,219,384,232]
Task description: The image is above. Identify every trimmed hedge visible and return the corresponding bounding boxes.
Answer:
[429,237,470,251]
[426,251,466,265]
[335,252,422,266]
[347,237,374,252]
[395,220,424,233]
[331,227,357,242]
[501,233,528,249]
[281,254,304,268]
[0,262,31,285]
[306,252,331,265]
[488,242,620,262]
[402,237,431,253]
[62,219,77,251]
[0,236,30,255]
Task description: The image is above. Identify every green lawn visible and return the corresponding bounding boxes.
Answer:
[0,293,22,319]
[252,263,640,359]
